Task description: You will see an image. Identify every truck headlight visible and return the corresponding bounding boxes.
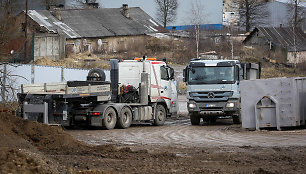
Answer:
[226,102,235,108]
[188,103,196,108]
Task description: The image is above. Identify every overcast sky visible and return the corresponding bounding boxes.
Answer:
[96,0,222,26]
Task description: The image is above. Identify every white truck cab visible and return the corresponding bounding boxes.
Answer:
[118,58,178,116]
[183,59,260,125]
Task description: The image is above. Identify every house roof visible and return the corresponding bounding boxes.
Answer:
[244,27,306,52]
[27,7,165,39]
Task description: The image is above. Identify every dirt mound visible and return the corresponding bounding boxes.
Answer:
[0,113,119,173]
[0,148,49,174]
[0,113,117,154]
[0,113,178,173]
[0,113,74,150]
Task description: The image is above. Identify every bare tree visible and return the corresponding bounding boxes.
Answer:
[188,0,206,58]
[155,0,178,28]
[229,0,269,32]
[0,63,26,108]
[287,0,305,28]
[0,0,20,59]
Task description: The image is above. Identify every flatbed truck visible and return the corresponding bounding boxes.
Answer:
[18,58,178,129]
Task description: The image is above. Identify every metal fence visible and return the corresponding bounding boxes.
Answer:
[0,63,109,102]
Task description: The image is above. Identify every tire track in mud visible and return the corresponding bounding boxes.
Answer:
[67,119,306,148]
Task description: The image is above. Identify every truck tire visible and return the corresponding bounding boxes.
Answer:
[232,114,241,124]
[190,112,200,125]
[102,107,117,130]
[154,104,166,126]
[87,69,106,81]
[117,107,132,129]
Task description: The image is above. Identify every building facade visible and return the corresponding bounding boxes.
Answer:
[18,5,164,61]
[244,27,306,63]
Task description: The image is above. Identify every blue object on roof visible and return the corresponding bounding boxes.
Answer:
[166,24,223,31]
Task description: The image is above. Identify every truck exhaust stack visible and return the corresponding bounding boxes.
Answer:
[140,73,149,105]
[110,59,119,102]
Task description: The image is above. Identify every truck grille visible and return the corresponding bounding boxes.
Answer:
[190,91,232,102]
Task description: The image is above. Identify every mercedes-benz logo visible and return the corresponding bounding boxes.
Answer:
[208,92,215,98]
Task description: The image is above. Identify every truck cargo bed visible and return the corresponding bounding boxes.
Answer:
[20,81,111,99]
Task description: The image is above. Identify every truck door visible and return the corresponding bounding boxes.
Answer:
[168,67,178,115]
[150,62,178,115]
[159,65,178,115]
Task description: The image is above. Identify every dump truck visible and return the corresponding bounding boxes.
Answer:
[183,59,260,125]
[17,58,178,129]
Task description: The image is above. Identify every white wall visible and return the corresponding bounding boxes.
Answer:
[0,64,110,102]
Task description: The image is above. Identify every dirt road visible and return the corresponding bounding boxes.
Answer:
[67,116,306,148]
[2,95,306,173]
[68,95,306,148]
[63,94,306,173]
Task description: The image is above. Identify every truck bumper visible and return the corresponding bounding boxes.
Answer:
[187,100,239,116]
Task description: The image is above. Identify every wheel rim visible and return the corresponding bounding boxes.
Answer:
[92,72,100,81]
[157,109,164,121]
[106,112,114,123]
[122,112,128,124]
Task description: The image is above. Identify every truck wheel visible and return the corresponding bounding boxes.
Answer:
[102,107,117,130]
[232,114,241,124]
[117,107,132,129]
[190,112,200,125]
[154,104,166,126]
[87,69,106,81]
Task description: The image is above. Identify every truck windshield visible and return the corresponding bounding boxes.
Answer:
[188,66,235,84]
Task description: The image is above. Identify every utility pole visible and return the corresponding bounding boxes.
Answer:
[1,64,7,103]
[230,15,234,60]
[293,25,297,72]
[24,0,28,61]
[231,40,234,60]
[195,24,200,58]
[24,0,34,83]
[294,0,298,28]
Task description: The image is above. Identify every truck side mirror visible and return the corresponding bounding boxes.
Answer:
[238,65,243,81]
[169,67,175,80]
[183,68,187,82]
